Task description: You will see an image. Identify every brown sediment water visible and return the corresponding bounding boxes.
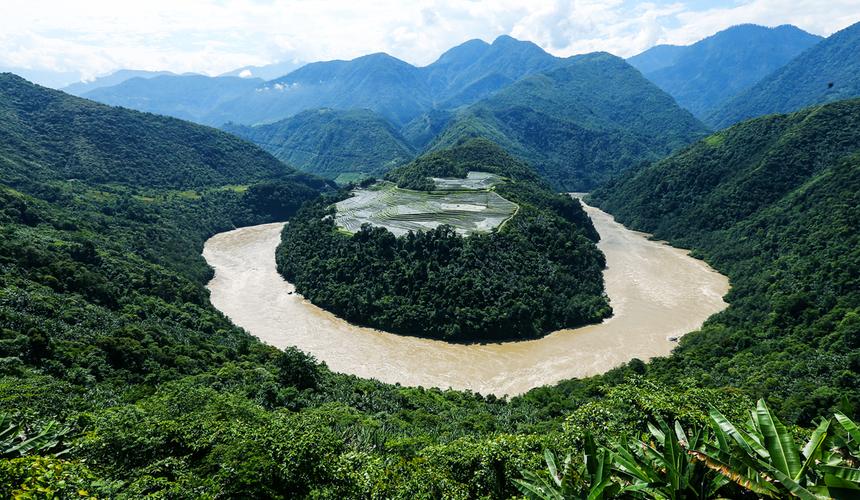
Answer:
[203,201,729,396]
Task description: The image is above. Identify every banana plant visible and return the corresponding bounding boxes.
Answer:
[611,417,728,499]
[514,434,620,500]
[692,399,860,499]
[0,413,70,458]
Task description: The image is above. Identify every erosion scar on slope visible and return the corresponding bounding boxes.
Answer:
[203,200,730,396]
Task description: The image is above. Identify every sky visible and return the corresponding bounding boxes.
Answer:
[2,0,860,87]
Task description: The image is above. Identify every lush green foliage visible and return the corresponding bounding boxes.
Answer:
[224,108,415,178]
[708,21,860,128]
[590,98,860,423]
[277,140,609,341]
[429,53,708,190]
[628,24,821,119]
[517,400,860,498]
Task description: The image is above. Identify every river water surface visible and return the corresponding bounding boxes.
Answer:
[203,202,729,395]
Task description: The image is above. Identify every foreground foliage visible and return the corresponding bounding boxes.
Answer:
[517,400,860,499]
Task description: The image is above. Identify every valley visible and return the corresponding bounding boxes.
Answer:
[203,200,729,395]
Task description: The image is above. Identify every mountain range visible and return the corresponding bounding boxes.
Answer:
[429,53,708,190]
[707,21,860,128]
[628,24,822,119]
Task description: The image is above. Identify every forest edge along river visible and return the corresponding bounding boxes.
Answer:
[203,199,730,396]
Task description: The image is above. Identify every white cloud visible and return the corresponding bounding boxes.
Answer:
[1,0,858,86]
[238,69,253,78]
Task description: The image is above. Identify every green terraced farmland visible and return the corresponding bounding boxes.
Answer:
[334,174,518,237]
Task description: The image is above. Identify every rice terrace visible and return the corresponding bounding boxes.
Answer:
[333,171,519,236]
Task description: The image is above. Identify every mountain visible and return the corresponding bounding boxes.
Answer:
[707,21,860,128]
[429,53,708,190]
[219,52,432,126]
[224,108,415,179]
[589,98,860,419]
[0,73,299,189]
[629,24,822,119]
[219,59,306,80]
[422,35,563,107]
[0,66,82,88]
[63,69,177,96]
[82,74,264,125]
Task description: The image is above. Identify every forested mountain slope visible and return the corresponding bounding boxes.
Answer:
[590,98,860,423]
[0,73,294,189]
[707,21,860,128]
[224,108,415,179]
[628,24,821,119]
[430,53,708,190]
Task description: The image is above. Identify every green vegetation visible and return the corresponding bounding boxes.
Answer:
[590,98,860,423]
[628,24,821,119]
[2,73,859,497]
[707,21,860,128]
[277,139,610,341]
[429,53,708,190]
[224,108,415,178]
[333,178,518,237]
[516,399,860,499]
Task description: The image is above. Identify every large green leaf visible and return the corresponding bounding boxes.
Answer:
[754,399,802,479]
[709,407,769,458]
[798,418,830,480]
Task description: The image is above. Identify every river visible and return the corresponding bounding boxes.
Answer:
[203,201,729,396]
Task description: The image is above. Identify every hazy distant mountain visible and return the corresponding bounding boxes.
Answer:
[224,108,415,178]
[629,24,822,119]
[79,35,568,127]
[216,53,431,126]
[219,59,306,80]
[82,74,264,124]
[707,21,860,128]
[63,70,177,96]
[430,53,708,190]
[0,66,81,89]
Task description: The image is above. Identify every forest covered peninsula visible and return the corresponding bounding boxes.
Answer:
[276,139,611,341]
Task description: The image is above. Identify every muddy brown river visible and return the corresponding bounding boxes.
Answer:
[203,202,729,396]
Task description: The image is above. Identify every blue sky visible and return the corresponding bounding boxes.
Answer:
[1,0,859,86]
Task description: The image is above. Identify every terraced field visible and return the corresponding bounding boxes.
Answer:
[334,173,518,237]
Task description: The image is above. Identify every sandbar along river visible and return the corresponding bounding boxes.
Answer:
[203,201,729,396]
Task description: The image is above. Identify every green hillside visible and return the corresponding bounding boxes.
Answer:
[277,139,609,341]
[708,22,860,128]
[629,24,822,118]
[429,53,708,190]
[590,98,860,422]
[224,108,415,179]
[0,73,291,190]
